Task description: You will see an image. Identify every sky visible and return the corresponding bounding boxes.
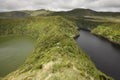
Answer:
[0,0,120,12]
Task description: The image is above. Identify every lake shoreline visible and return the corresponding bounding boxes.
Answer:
[76,30,120,80]
[78,27,120,46]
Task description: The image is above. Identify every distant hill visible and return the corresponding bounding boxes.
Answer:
[52,8,120,17]
[21,9,53,16]
[0,9,53,18]
[0,8,120,18]
[0,11,29,18]
[0,8,120,45]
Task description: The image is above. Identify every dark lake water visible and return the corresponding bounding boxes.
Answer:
[0,37,34,77]
[76,30,120,80]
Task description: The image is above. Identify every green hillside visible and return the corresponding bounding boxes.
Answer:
[52,8,120,17]
[50,8,120,30]
[0,16,113,80]
[51,8,120,45]
[0,8,120,80]
[92,23,120,45]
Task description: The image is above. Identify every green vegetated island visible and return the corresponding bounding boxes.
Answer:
[0,8,120,80]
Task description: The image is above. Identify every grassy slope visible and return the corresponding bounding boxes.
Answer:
[83,16,120,45]
[0,16,113,80]
[51,9,120,45]
[51,8,120,29]
[92,23,120,45]
[84,18,120,45]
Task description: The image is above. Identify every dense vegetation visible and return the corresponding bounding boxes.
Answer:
[92,23,120,45]
[51,9,120,45]
[1,8,120,80]
[0,15,113,80]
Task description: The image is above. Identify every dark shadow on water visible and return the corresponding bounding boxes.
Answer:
[93,34,120,49]
[111,43,120,49]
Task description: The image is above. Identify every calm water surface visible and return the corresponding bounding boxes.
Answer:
[0,37,34,77]
[76,30,120,80]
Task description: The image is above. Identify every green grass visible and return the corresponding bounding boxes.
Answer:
[0,16,113,80]
[54,11,120,45]
[92,23,120,45]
